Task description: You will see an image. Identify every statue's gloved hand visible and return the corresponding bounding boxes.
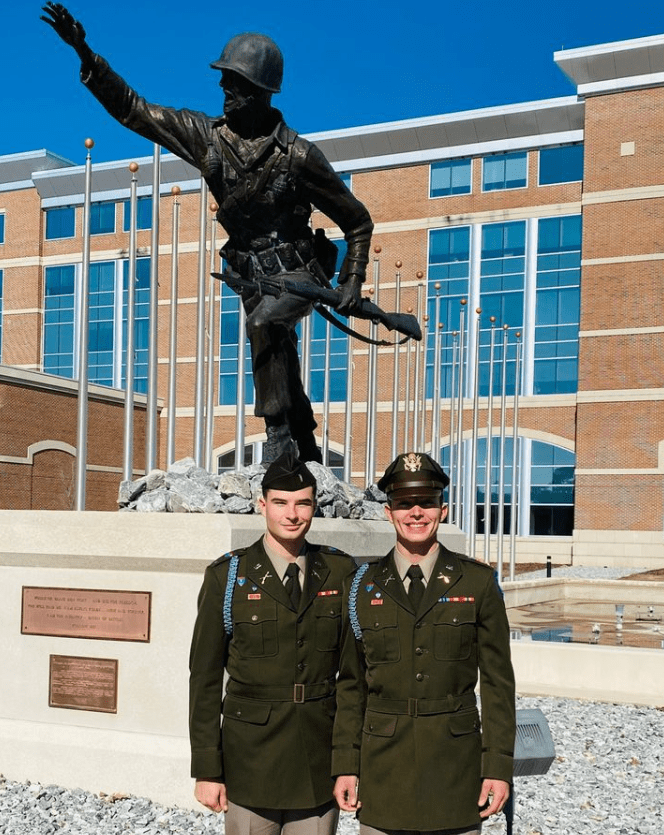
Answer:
[41,2,90,60]
[335,274,363,317]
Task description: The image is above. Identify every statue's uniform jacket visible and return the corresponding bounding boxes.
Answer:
[332,547,516,831]
[189,538,356,810]
[80,55,372,429]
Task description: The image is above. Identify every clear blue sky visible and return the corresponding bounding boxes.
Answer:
[2,1,661,164]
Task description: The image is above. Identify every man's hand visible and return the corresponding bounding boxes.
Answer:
[333,775,361,812]
[478,778,510,819]
[335,274,363,317]
[194,779,228,813]
[41,3,90,59]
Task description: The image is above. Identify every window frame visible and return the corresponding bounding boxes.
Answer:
[45,206,76,241]
[481,151,528,193]
[538,144,584,187]
[430,158,472,198]
[90,201,117,236]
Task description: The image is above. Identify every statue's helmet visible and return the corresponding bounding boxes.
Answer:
[210,33,283,94]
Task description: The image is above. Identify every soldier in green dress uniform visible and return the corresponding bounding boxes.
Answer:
[332,452,515,835]
[189,452,356,835]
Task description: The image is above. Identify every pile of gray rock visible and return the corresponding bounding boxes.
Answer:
[118,458,387,520]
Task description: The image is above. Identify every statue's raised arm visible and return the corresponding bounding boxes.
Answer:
[41,3,94,65]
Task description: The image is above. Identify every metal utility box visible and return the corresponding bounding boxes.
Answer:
[513,708,556,777]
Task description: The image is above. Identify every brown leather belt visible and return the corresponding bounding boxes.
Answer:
[366,692,476,717]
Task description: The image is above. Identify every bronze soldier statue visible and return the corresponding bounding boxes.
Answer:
[42,3,374,464]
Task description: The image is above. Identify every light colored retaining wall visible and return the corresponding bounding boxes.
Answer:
[1,509,662,810]
[511,641,664,707]
[503,578,664,608]
[0,510,463,809]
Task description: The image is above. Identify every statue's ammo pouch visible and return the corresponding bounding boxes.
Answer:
[313,228,339,280]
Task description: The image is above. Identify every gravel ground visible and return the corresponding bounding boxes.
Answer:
[1,695,663,835]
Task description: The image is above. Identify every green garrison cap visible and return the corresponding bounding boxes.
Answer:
[262,451,317,493]
[377,452,450,495]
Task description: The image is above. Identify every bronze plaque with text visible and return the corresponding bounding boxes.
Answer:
[49,654,118,713]
[22,587,151,642]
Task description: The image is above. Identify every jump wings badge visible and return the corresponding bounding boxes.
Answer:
[403,452,422,472]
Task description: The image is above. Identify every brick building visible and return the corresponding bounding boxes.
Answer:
[0,34,662,563]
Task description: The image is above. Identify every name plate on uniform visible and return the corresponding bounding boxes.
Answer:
[21,587,151,642]
[49,654,118,713]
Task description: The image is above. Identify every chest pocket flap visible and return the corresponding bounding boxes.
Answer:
[314,597,342,651]
[233,597,278,657]
[360,601,400,664]
[433,602,476,661]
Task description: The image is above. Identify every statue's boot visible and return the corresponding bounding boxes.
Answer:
[262,422,297,464]
[295,432,323,464]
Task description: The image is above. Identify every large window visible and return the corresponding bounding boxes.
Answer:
[45,206,76,240]
[88,261,116,387]
[44,264,76,377]
[42,258,151,391]
[430,159,472,197]
[123,196,153,231]
[443,437,575,537]
[121,258,151,393]
[482,151,527,191]
[530,441,575,535]
[90,201,116,235]
[427,226,471,398]
[539,144,583,186]
[534,216,581,394]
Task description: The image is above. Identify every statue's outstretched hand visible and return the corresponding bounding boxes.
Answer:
[41,3,89,58]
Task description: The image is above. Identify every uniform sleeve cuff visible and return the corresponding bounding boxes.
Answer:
[331,747,360,777]
[481,750,514,783]
[191,748,223,781]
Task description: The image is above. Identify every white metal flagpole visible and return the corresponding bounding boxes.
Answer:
[343,320,354,483]
[75,138,94,510]
[483,317,497,564]
[146,143,160,473]
[468,307,482,560]
[508,332,523,581]
[365,260,380,484]
[205,203,218,472]
[123,162,139,482]
[193,179,208,466]
[166,186,181,468]
[391,268,402,460]
[496,324,510,581]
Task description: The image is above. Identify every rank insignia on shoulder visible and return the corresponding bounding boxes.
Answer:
[317,589,339,596]
[248,593,261,600]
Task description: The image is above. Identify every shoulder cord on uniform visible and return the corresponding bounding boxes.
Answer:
[348,561,370,641]
[223,554,240,635]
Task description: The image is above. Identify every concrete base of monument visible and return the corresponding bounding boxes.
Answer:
[0,509,465,809]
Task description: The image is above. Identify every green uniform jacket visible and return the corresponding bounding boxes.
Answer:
[332,547,516,831]
[189,538,356,810]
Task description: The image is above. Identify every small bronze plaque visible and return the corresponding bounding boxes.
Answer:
[22,588,151,642]
[49,655,118,713]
